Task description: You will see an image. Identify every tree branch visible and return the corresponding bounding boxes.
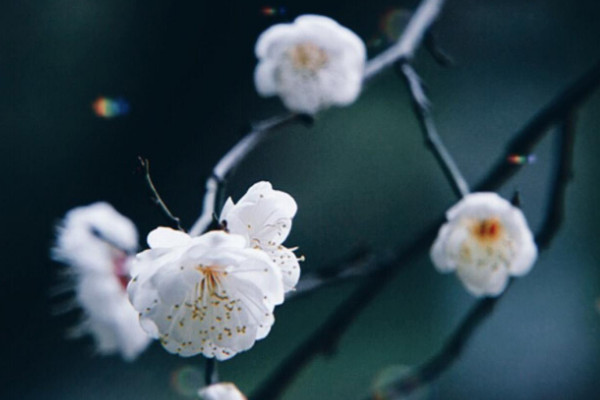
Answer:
[138,157,183,231]
[399,63,470,198]
[251,60,600,400]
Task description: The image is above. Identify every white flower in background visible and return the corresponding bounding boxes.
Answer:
[52,202,151,361]
[220,181,301,292]
[128,228,284,360]
[199,382,247,400]
[431,192,537,297]
[254,14,366,114]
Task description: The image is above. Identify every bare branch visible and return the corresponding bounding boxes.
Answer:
[138,157,183,231]
[399,63,470,198]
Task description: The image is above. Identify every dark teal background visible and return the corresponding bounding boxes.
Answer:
[2,0,600,399]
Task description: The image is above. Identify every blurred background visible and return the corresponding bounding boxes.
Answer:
[2,0,600,399]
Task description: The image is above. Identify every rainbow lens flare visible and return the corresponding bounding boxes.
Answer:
[507,154,537,165]
[261,6,287,17]
[92,97,130,118]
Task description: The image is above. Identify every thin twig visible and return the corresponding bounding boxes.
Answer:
[250,60,600,400]
[138,157,183,231]
[363,0,447,81]
[399,63,470,198]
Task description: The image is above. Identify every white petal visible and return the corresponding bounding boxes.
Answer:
[254,60,279,96]
[199,382,247,400]
[230,251,284,305]
[457,263,510,297]
[266,245,300,292]
[147,227,191,249]
[221,182,297,246]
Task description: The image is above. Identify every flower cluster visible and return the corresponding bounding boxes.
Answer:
[431,192,538,297]
[52,202,151,360]
[128,182,300,360]
[254,15,366,114]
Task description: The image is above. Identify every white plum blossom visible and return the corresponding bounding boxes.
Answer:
[219,181,301,292]
[199,382,247,400]
[128,228,284,360]
[254,14,366,114]
[431,192,538,297]
[52,202,151,361]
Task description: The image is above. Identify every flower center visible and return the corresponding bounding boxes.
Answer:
[471,217,503,243]
[196,265,228,301]
[289,42,328,72]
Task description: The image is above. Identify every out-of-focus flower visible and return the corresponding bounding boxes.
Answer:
[430,192,537,297]
[52,202,151,361]
[199,382,247,400]
[220,181,301,292]
[254,14,366,114]
[128,228,284,360]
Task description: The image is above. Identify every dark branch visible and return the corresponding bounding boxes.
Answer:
[288,246,373,301]
[399,63,470,198]
[204,358,219,385]
[476,59,600,191]
[370,296,501,400]
[535,113,577,249]
[138,157,183,231]
[251,60,600,400]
